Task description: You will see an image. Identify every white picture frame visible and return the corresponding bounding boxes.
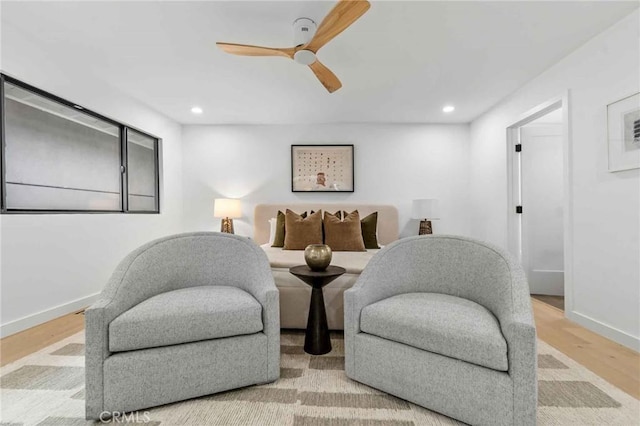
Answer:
[607,92,640,172]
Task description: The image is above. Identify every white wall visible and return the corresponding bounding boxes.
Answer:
[182,124,471,239]
[0,22,184,336]
[469,10,640,349]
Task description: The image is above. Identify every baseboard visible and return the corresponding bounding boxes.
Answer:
[0,293,100,338]
[530,270,564,295]
[567,310,640,352]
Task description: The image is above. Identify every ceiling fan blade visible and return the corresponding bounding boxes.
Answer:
[216,42,295,59]
[309,60,342,93]
[304,0,370,53]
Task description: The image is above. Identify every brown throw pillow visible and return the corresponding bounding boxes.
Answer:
[343,210,380,249]
[325,210,366,251]
[283,209,323,250]
[272,210,307,247]
[321,211,341,241]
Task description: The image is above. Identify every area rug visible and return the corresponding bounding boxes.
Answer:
[1,331,638,425]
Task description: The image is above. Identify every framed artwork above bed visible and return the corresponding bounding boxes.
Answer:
[291,144,354,192]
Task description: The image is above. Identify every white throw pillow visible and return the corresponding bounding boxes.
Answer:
[268,218,277,246]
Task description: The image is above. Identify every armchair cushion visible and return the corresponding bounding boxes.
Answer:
[360,292,508,371]
[109,286,263,352]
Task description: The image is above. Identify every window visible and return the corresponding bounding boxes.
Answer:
[0,74,160,213]
[126,129,159,212]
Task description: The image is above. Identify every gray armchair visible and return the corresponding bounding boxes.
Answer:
[344,235,536,426]
[85,232,279,420]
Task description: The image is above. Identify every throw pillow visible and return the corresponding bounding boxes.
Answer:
[283,209,323,250]
[327,211,342,220]
[268,218,277,246]
[325,210,366,251]
[272,210,307,247]
[361,211,381,249]
[343,210,380,249]
[321,211,342,241]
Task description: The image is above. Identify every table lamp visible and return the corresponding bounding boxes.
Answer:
[214,198,242,234]
[412,199,440,235]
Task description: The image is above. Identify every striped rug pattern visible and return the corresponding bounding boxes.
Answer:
[0,331,638,425]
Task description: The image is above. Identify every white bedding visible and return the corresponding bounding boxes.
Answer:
[260,244,380,275]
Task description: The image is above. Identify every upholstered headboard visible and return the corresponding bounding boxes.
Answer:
[254,204,399,246]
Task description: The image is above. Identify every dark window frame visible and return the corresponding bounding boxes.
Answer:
[0,73,160,214]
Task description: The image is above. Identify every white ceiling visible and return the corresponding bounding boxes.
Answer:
[1,1,637,125]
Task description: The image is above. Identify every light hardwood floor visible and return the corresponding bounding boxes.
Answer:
[1,300,638,400]
[532,294,564,311]
[0,309,85,367]
[532,298,639,399]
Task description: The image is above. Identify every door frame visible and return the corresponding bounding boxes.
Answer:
[506,92,573,311]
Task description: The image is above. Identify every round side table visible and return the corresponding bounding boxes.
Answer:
[289,265,346,355]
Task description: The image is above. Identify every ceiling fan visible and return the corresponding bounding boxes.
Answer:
[216,0,371,93]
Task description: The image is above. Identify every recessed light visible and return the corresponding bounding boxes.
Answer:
[442,105,455,113]
[191,106,203,114]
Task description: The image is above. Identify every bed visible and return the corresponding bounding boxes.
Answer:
[254,204,399,330]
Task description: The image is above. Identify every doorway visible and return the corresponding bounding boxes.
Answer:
[507,96,571,312]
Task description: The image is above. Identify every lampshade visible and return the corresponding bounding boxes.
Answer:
[411,199,440,220]
[213,198,242,218]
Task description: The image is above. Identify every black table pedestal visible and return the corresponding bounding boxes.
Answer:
[305,287,331,355]
[289,265,347,356]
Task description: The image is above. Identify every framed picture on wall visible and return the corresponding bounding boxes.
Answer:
[607,92,640,172]
[291,144,354,192]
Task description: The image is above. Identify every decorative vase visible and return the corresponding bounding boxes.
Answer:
[304,244,332,271]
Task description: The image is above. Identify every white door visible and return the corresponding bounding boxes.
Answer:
[519,124,564,295]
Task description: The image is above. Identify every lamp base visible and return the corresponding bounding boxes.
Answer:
[220,218,235,234]
[418,220,432,235]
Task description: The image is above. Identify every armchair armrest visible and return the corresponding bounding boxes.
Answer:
[499,263,537,426]
[503,320,537,426]
[239,248,280,337]
[253,285,280,336]
[238,252,280,382]
[343,287,360,377]
[343,274,395,377]
[259,287,280,382]
[498,262,536,346]
[84,299,111,419]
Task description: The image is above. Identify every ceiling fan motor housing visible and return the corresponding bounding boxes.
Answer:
[293,18,317,65]
[293,18,316,47]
